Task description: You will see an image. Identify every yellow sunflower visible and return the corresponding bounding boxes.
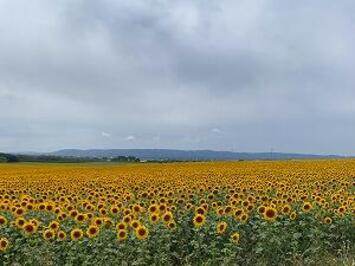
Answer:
[0,237,9,252]
[43,229,55,241]
[86,225,100,238]
[230,232,240,244]
[23,222,37,235]
[263,207,278,222]
[302,202,313,213]
[135,226,149,240]
[323,216,332,224]
[0,215,7,227]
[193,214,206,228]
[70,228,84,241]
[117,229,128,241]
[216,221,228,235]
[57,230,67,241]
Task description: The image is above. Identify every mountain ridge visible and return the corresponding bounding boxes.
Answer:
[48,149,344,161]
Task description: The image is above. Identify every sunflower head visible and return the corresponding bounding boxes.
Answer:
[70,228,84,241]
[117,229,128,241]
[193,214,206,228]
[15,217,26,229]
[130,219,141,229]
[57,230,67,241]
[162,212,173,223]
[0,215,7,226]
[92,217,103,227]
[0,237,9,252]
[87,225,99,238]
[282,204,291,214]
[216,221,227,235]
[149,213,160,224]
[43,229,55,241]
[323,216,332,224]
[75,213,86,223]
[116,222,127,231]
[49,221,60,231]
[230,232,240,244]
[23,222,37,235]
[290,212,297,220]
[135,226,149,240]
[302,202,313,213]
[257,206,266,215]
[263,207,278,222]
[167,221,176,231]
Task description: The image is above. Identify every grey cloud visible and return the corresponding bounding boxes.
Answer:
[0,0,354,154]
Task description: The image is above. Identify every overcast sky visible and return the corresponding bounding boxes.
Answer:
[0,1,354,155]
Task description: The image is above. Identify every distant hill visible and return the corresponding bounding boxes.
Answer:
[0,153,19,162]
[49,149,343,161]
[0,152,140,163]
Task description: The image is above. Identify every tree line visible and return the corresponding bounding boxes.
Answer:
[0,153,141,163]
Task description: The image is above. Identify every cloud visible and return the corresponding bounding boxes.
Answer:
[211,128,222,134]
[0,0,354,154]
[125,135,136,141]
[101,132,110,138]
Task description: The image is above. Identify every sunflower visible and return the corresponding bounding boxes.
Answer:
[91,217,103,227]
[263,207,278,222]
[149,213,160,224]
[158,204,167,213]
[302,202,313,213]
[224,205,232,214]
[290,212,297,220]
[99,209,107,216]
[135,226,149,240]
[133,204,141,213]
[195,207,206,215]
[57,230,67,241]
[43,229,55,240]
[14,207,25,216]
[123,215,132,224]
[216,221,228,235]
[337,206,346,214]
[0,237,9,252]
[257,206,266,215]
[116,222,127,231]
[193,214,206,228]
[86,225,100,238]
[233,208,243,219]
[323,216,332,224]
[23,222,37,235]
[148,204,158,213]
[49,221,60,231]
[117,229,128,241]
[282,204,291,214]
[216,207,224,216]
[75,213,86,223]
[0,215,7,226]
[70,228,84,241]
[167,221,176,231]
[130,219,141,229]
[230,232,240,244]
[240,213,249,224]
[69,209,78,219]
[15,217,26,229]
[29,218,40,228]
[110,205,119,215]
[123,208,131,216]
[104,217,113,228]
[162,211,173,224]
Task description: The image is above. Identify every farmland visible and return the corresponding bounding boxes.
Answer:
[0,160,354,265]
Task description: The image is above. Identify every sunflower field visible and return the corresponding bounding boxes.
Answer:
[0,160,354,265]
